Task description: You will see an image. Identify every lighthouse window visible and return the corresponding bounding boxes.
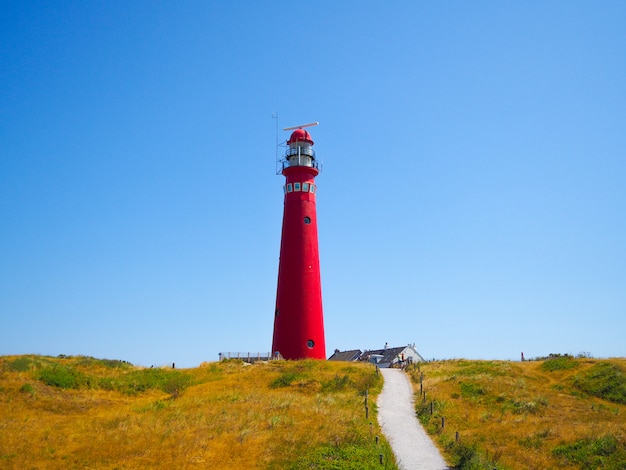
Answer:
[283,185,287,194]
[294,182,301,192]
[304,217,311,224]
[286,183,293,192]
[310,185,316,194]
[302,182,310,192]
[306,340,315,349]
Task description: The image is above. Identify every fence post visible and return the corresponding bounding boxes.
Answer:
[441,416,445,428]
[365,406,369,419]
[430,401,433,415]
[456,431,459,442]
[379,454,384,464]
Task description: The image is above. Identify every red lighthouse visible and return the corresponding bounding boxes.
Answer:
[272,123,326,360]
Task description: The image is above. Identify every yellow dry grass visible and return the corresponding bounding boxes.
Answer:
[0,355,396,469]
[407,357,626,469]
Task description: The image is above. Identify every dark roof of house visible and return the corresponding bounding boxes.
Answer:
[328,349,362,362]
[360,346,407,364]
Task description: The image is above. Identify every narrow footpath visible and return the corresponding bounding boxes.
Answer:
[377,368,450,470]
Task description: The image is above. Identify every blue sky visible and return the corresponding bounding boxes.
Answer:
[1,1,625,367]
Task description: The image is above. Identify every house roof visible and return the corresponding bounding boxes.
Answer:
[327,345,424,364]
[328,349,362,362]
[361,346,407,364]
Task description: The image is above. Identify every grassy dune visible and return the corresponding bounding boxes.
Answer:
[408,357,626,469]
[0,355,396,469]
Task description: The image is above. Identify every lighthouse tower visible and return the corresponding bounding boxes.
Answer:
[272,124,326,360]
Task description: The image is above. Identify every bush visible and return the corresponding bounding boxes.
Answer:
[460,382,486,398]
[20,383,35,395]
[553,435,626,468]
[8,357,35,372]
[290,443,395,470]
[35,363,192,396]
[112,368,193,395]
[37,365,89,389]
[322,374,353,392]
[456,361,509,377]
[269,372,302,388]
[541,355,579,372]
[75,356,132,369]
[573,362,626,404]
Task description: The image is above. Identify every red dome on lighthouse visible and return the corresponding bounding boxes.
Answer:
[287,129,314,145]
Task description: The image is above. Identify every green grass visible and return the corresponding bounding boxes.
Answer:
[270,371,303,388]
[104,368,195,395]
[32,360,195,395]
[573,362,626,404]
[459,382,486,398]
[290,443,396,469]
[37,364,92,389]
[540,355,579,371]
[553,435,626,469]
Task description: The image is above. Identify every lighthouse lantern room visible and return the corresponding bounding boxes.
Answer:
[272,123,326,360]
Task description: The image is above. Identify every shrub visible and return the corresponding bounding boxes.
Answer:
[573,362,626,404]
[451,441,479,468]
[415,400,432,425]
[37,365,89,389]
[8,357,35,372]
[460,382,486,398]
[20,383,35,395]
[112,368,193,395]
[322,374,353,392]
[441,439,497,469]
[269,371,302,388]
[75,356,132,369]
[290,443,395,470]
[456,360,509,377]
[541,355,579,371]
[553,435,626,468]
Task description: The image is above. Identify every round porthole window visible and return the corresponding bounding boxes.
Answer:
[304,217,311,224]
[306,340,314,349]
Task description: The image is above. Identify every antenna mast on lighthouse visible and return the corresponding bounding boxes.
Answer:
[272,121,326,360]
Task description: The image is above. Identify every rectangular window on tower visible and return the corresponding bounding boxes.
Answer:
[283,185,287,194]
[302,182,310,192]
[287,183,293,192]
[310,185,316,193]
[294,182,301,191]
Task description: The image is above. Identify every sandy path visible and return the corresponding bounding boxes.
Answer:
[377,368,450,470]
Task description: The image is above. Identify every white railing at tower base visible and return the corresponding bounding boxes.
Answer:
[218,352,283,363]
